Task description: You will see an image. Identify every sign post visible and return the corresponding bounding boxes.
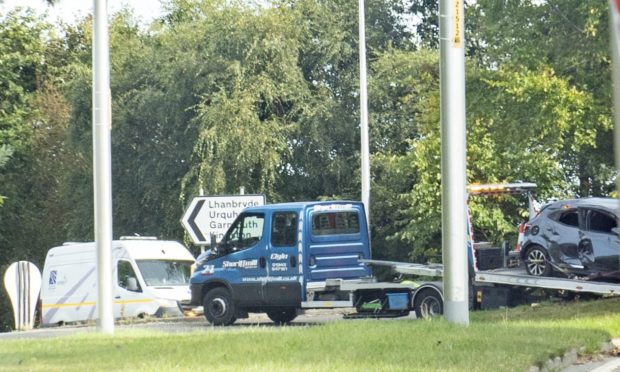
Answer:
[182,195,266,246]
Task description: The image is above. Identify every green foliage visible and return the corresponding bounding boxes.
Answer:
[468,0,614,196]
[0,144,13,206]
[180,3,306,200]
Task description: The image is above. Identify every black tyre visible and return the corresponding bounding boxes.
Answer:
[413,289,443,319]
[203,288,236,326]
[525,245,552,277]
[266,307,297,325]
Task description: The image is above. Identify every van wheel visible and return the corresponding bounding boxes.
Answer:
[525,246,551,277]
[203,288,236,326]
[413,289,443,319]
[266,308,297,325]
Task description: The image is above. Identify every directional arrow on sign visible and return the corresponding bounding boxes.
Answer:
[187,199,207,242]
[181,197,209,245]
[181,195,266,245]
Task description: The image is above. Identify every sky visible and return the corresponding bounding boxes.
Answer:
[0,0,164,24]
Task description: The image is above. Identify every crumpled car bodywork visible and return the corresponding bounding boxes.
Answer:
[519,198,620,281]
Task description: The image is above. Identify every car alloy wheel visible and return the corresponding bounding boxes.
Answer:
[525,246,551,276]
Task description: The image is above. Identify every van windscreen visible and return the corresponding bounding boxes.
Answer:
[135,260,193,286]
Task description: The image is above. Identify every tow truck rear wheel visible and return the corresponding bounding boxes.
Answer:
[266,307,297,325]
[203,288,236,326]
[525,245,551,277]
[413,289,443,319]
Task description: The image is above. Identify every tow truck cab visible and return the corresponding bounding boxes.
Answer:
[190,201,378,325]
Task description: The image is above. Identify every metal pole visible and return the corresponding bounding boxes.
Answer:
[610,1,620,198]
[359,0,371,235]
[93,0,114,334]
[610,0,620,274]
[439,0,469,325]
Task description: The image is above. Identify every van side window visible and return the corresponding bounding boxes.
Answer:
[312,211,360,236]
[118,260,141,292]
[271,212,298,247]
[223,212,265,251]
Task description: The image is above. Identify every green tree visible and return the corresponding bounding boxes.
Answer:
[368,47,599,261]
[0,9,73,331]
[467,0,613,196]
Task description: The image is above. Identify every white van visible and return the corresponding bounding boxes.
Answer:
[40,237,195,326]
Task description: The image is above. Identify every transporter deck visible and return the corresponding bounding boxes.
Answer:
[362,259,620,296]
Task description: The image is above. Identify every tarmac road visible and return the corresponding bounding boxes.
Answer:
[0,308,406,340]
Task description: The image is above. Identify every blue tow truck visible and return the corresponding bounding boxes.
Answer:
[189,201,441,325]
[190,186,620,325]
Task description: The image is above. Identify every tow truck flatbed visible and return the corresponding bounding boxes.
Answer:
[474,268,620,295]
[362,259,620,296]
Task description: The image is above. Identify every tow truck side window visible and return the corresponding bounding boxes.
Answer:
[271,212,298,246]
[312,211,360,236]
[223,212,265,251]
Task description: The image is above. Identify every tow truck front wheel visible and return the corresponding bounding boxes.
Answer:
[203,288,236,326]
[413,289,443,319]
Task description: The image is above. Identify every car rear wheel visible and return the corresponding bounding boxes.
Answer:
[525,246,552,277]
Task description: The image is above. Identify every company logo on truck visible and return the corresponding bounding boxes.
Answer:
[200,265,215,275]
[270,253,288,260]
[223,259,258,269]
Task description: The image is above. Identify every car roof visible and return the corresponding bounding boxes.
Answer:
[547,197,620,214]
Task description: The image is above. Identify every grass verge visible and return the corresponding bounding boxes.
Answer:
[1,297,619,371]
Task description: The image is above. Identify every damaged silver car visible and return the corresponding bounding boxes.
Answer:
[519,198,620,281]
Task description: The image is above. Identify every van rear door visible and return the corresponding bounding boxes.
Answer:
[305,203,372,282]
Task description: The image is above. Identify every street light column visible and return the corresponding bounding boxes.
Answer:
[439,0,469,325]
[93,0,114,334]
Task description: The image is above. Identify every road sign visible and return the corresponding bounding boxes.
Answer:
[3,261,41,331]
[181,194,265,245]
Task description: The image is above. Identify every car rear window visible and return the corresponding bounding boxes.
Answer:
[312,211,360,236]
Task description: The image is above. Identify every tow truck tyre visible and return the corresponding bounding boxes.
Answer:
[266,307,297,324]
[525,245,551,277]
[203,288,236,326]
[413,289,443,319]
